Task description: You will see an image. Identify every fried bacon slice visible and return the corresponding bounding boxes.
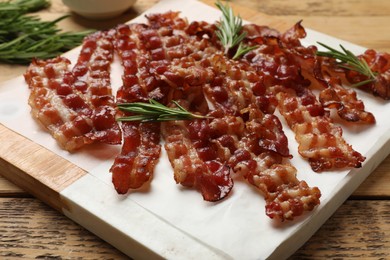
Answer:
[146,14,235,201]
[277,86,365,172]
[24,56,121,151]
[242,22,376,125]
[309,54,376,124]
[345,49,390,99]
[72,30,122,143]
[152,17,321,218]
[208,107,321,221]
[72,31,116,107]
[283,23,375,123]
[240,22,369,172]
[111,121,161,193]
[110,23,163,193]
[203,55,320,220]
[313,47,390,100]
[110,12,207,194]
[317,76,376,124]
[109,13,209,193]
[158,85,234,202]
[162,113,233,201]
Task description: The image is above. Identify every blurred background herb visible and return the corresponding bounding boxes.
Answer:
[0,0,93,64]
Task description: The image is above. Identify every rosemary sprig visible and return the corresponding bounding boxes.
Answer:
[215,0,256,59]
[0,0,93,64]
[316,42,377,86]
[117,99,212,122]
[0,0,49,14]
[232,42,258,60]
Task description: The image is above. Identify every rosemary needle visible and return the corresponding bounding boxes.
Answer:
[316,42,377,87]
[0,0,93,64]
[232,42,258,60]
[215,0,257,59]
[117,99,212,123]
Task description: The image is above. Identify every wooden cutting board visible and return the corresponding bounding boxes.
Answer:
[0,0,293,216]
[1,0,390,259]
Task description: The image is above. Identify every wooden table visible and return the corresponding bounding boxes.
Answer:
[1,0,389,258]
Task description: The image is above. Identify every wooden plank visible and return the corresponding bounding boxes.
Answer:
[276,16,390,52]
[0,176,27,196]
[0,125,86,211]
[1,197,388,259]
[291,200,390,259]
[232,0,390,17]
[353,155,390,197]
[202,0,390,53]
[0,198,127,259]
[0,0,389,256]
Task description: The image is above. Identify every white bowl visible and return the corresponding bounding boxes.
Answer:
[62,0,137,20]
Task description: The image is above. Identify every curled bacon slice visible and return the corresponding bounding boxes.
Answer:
[277,87,365,172]
[307,54,375,124]
[318,78,376,124]
[243,21,376,125]
[225,107,321,221]
[230,149,321,221]
[24,56,121,151]
[72,31,116,107]
[353,49,390,99]
[153,20,320,218]
[318,49,390,100]
[305,56,375,124]
[162,116,233,202]
[73,31,122,144]
[110,23,162,193]
[111,122,161,193]
[144,13,235,201]
[110,12,201,193]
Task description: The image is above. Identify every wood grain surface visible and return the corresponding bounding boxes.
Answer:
[0,0,389,259]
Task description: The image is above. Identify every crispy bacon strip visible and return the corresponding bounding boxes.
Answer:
[309,54,376,124]
[209,107,321,221]
[110,23,162,193]
[240,22,369,173]
[111,121,161,193]
[203,57,320,220]
[111,13,208,194]
[315,48,390,100]
[163,86,235,203]
[236,107,320,221]
[145,13,235,201]
[284,23,376,123]
[72,31,116,107]
[152,16,321,218]
[24,56,120,151]
[73,30,122,144]
[277,86,365,172]
[351,49,390,99]
[243,22,376,124]
[162,115,233,201]
[317,77,376,124]
[110,13,198,193]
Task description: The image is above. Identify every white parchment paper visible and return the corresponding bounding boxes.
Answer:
[1,0,390,259]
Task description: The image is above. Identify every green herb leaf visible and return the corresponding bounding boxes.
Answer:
[0,0,94,64]
[316,42,377,86]
[232,42,258,60]
[215,0,257,59]
[117,99,212,123]
[0,0,49,14]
